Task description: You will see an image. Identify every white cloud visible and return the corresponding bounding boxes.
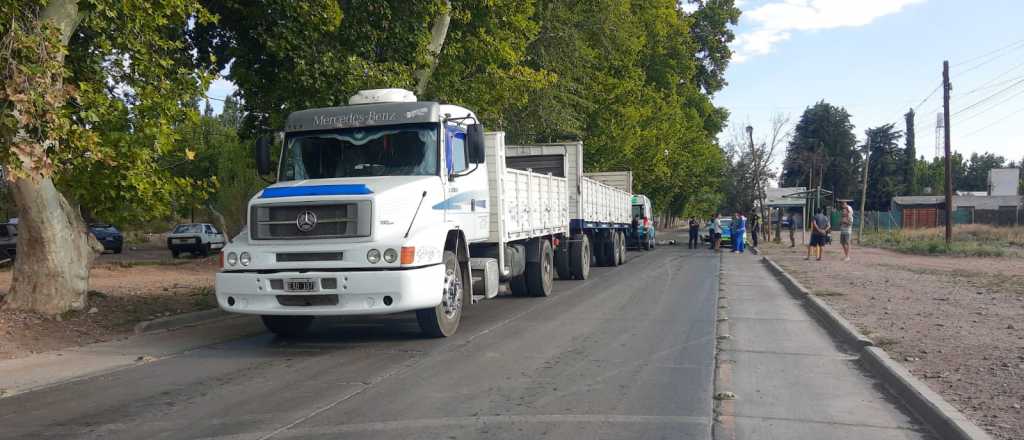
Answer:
[732,0,926,62]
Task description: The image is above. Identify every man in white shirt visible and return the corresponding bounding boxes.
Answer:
[839,200,854,261]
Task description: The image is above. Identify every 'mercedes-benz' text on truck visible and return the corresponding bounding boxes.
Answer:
[216,89,633,337]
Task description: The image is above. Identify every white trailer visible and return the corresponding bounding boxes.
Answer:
[216,89,583,338]
[505,142,633,279]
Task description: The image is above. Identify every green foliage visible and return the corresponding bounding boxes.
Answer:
[1,0,218,226]
[781,101,861,199]
[903,109,919,195]
[961,152,1006,192]
[864,123,904,211]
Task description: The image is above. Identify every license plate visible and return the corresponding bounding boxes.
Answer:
[285,278,317,292]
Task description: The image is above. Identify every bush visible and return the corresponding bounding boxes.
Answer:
[862,227,1014,257]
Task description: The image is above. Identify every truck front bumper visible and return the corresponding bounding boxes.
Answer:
[215,264,444,316]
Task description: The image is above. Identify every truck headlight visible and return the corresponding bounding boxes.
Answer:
[239,252,251,266]
[383,248,398,263]
[367,249,381,264]
[226,252,238,267]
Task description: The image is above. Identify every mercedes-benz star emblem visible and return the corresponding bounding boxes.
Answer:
[296,210,318,233]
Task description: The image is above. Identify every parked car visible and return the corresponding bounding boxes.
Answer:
[89,223,124,254]
[0,223,16,261]
[167,223,226,258]
[702,218,733,247]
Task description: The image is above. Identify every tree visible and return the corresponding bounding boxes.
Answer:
[781,101,861,200]
[1,0,214,315]
[864,124,904,211]
[961,152,1006,192]
[903,109,919,195]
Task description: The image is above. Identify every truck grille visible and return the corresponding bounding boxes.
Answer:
[250,201,372,240]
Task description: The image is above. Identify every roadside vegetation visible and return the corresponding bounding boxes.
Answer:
[861,225,1024,257]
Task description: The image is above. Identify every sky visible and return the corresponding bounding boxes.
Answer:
[718,0,1024,165]
[204,0,1024,164]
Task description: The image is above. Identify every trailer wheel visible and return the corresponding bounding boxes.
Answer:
[526,239,554,297]
[554,245,571,280]
[617,231,626,265]
[570,234,590,280]
[417,251,463,337]
[261,315,314,338]
[605,232,621,267]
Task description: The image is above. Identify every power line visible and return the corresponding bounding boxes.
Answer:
[960,105,1024,138]
[951,76,1024,117]
[953,38,1024,68]
[953,86,1024,124]
[961,62,1024,96]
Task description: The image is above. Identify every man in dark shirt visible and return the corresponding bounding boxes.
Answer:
[688,218,699,249]
[805,208,831,261]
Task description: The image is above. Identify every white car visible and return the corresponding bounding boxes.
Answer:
[167,223,226,258]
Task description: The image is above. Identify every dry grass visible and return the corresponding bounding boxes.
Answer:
[862,225,1024,257]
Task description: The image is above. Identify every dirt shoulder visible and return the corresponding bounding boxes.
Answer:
[759,241,1024,440]
[0,258,219,361]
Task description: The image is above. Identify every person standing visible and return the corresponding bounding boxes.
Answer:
[786,213,796,247]
[688,217,700,249]
[733,211,747,253]
[839,200,854,261]
[805,208,830,261]
[750,214,760,248]
[712,213,723,251]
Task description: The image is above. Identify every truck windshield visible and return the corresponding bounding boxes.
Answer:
[280,124,438,181]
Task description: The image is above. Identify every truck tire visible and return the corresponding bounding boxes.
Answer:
[605,232,620,267]
[417,251,463,337]
[171,250,179,259]
[261,315,314,338]
[614,230,622,264]
[526,239,554,297]
[509,273,529,296]
[554,245,571,280]
[570,234,590,280]
[199,244,211,258]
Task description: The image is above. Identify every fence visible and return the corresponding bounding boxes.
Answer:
[854,207,1021,231]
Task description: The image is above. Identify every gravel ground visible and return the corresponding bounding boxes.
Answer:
[0,258,219,361]
[759,241,1024,440]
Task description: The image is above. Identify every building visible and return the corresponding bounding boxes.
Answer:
[988,168,1020,196]
[892,195,1022,228]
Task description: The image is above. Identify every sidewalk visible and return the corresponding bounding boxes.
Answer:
[0,315,261,398]
[715,253,933,439]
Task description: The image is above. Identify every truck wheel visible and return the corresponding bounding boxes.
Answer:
[417,250,463,337]
[602,233,618,268]
[200,244,211,257]
[554,245,571,280]
[617,231,626,265]
[570,234,591,280]
[261,315,314,338]
[171,250,179,259]
[526,239,554,297]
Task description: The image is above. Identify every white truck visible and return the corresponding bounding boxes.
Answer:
[217,89,598,338]
[505,143,633,275]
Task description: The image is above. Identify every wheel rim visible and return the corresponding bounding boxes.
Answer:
[543,246,553,291]
[442,265,462,319]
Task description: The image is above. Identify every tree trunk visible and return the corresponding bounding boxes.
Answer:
[1,0,97,316]
[4,177,102,315]
[414,0,452,96]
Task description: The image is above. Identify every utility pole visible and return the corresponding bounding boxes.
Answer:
[942,61,953,245]
[858,138,870,244]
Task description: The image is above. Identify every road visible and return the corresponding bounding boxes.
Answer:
[0,242,720,440]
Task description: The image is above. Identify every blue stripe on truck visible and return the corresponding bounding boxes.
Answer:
[259,184,373,198]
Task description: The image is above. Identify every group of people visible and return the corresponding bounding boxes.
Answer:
[682,199,856,262]
[687,212,761,253]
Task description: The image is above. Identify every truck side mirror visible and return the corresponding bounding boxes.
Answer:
[254,136,272,175]
[467,123,485,164]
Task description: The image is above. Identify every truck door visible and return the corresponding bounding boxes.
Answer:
[443,125,488,242]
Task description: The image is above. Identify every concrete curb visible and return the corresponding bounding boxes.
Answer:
[761,255,993,440]
[133,308,231,334]
[861,347,994,440]
[761,256,873,348]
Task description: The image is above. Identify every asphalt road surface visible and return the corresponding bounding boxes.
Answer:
[0,244,719,440]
